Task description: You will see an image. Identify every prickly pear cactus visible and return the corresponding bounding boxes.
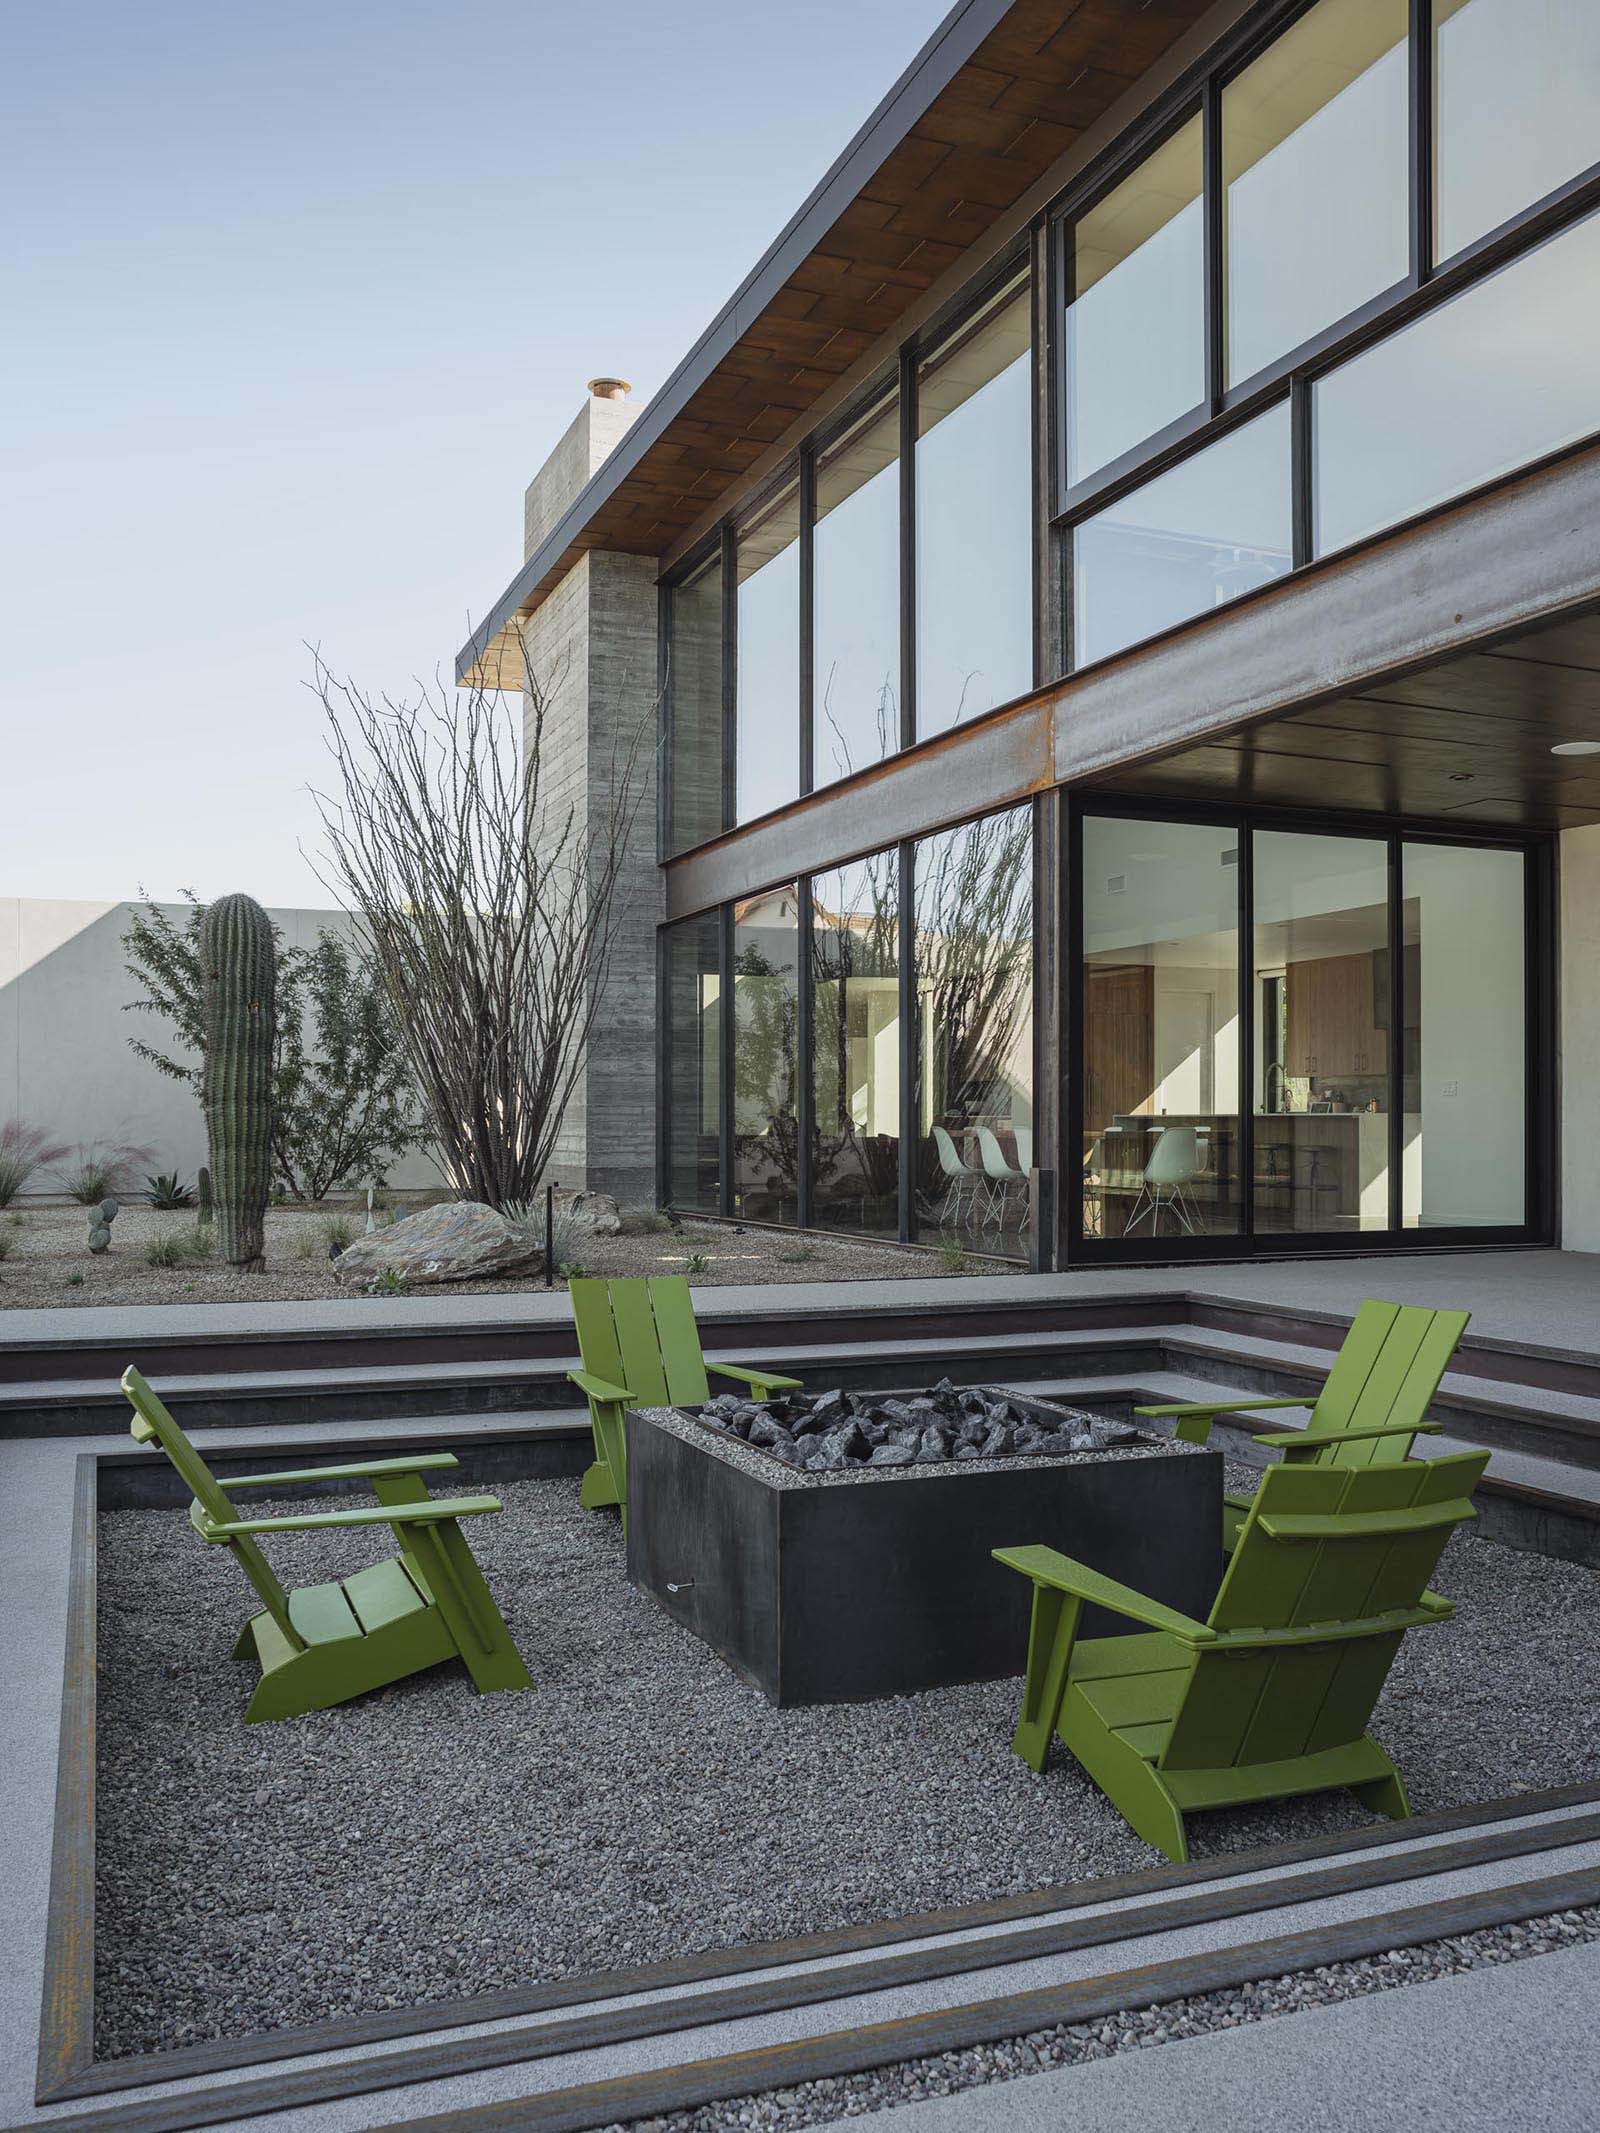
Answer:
[200,894,276,1271]
[88,1196,118,1254]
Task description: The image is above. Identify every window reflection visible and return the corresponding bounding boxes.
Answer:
[814,399,901,788]
[731,886,800,1226]
[663,914,721,1214]
[666,552,724,856]
[916,282,1033,734]
[1069,115,1205,486]
[1073,403,1291,667]
[1402,843,1525,1227]
[736,484,800,824]
[1436,0,1600,261]
[1314,207,1600,556]
[1081,818,1242,1240]
[1253,831,1391,1234]
[913,808,1033,1257]
[811,851,902,1235]
[1223,0,1408,386]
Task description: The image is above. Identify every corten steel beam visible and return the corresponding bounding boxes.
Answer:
[663,437,1600,919]
[1054,439,1600,785]
[665,692,1055,920]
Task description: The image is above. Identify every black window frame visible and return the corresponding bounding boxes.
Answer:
[656,247,1034,855]
[1065,791,1554,1264]
[1051,0,1600,676]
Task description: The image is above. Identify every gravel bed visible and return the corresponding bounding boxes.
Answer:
[0,1204,1003,1310]
[626,1906,1600,2133]
[95,1470,1600,2060]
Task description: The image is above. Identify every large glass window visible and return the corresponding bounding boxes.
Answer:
[913,808,1034,1257]
[663,913,721,1214]
[731,885,800,1226]
[1435,0,1600,262]
[1314,207,1600,556]
[915,281,1033,734]
[813,398,901,788]
[811,850,901,1235]
[1223,0,1409,386]
[735,483,800,824]
[1081,817,1243,1241]
[1252,831,1390,1234]
[1073,403,1291,667]
[1068,115,1205,487]
[1402,843,1526,1228]
[666,551,724,856]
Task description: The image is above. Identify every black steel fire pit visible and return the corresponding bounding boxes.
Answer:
[626,1384,1222,1706]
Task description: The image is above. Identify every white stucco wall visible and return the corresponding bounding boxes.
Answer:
[0,898,442,1196]
[1560,825,1600,1252]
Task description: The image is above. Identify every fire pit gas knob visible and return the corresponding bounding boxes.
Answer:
[666,1578,696,1594]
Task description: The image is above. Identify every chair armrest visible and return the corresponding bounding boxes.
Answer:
[1134,1398,1310,1446]
[993,1544,1215,1645]
[224,1453,460,1489]
[196,1495,502,1539]
[708,1362,804,1393]
[1257,1419,1442,1451]
[568,1368,633,1406]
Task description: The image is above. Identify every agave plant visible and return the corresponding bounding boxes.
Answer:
[0,1121,69,1209]
[146,1171,197,1210]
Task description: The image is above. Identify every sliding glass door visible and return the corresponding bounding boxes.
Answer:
[1073,806,1542,1256]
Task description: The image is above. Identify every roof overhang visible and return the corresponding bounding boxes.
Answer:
[456,0,1229,688]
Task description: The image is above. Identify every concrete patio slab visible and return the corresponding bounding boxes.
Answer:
[828,1934,1600,2133]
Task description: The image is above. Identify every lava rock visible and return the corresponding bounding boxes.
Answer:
[980,1423,1015,1459]
[868,1443,917,1467]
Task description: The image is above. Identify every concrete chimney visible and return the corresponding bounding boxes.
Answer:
[524,377,641,563]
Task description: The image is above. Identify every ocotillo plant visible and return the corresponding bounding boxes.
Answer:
[200,895,276,1270]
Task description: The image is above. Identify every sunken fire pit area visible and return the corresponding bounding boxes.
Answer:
[626,1383,1222,1706]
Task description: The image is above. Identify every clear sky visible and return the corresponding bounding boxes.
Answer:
[2,0,950,908]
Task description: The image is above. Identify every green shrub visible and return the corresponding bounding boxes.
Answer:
[685,1251,710,1276]
[319,1214,355,1253]
[147,1228,215,1268]
[556,1258,587,1281]
[0,1122,68,1208]
[0,1228,15,1263]
[144,1233,187,1268]
[777,1243,819,1264]
[365,1267,409,1296]
[937,1239,968,1273]
[55,1140,154,1205]
[65,1271,85,1288]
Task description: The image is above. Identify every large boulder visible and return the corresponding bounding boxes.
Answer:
[332,1201,540,1287]
[554,1188,622,1237]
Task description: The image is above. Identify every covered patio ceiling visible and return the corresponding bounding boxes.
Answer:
[1083,604,1600,832]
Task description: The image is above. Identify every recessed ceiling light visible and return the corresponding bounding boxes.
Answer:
[1551,740,1600,757]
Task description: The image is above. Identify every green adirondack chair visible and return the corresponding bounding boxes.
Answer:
[122,1366,532,1723]
[1135,1298,1469,1548]
[567,1275,801,1529]
[996,1445,1489,1863]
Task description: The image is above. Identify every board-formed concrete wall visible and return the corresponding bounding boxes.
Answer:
[0,897,443,1196]
[518,382,660,1208]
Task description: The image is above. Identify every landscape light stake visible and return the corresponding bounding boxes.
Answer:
[545,1181,554,1288]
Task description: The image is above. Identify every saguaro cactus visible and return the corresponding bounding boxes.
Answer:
[200,894,276,1271]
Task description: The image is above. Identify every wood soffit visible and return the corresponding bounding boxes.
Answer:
[463,0,1216,685]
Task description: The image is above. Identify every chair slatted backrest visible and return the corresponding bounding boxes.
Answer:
[569,1277,711,1410]
[121,1367,300,1643]
[1306,1301,1469,1468]
[1159,1449,1489,1774]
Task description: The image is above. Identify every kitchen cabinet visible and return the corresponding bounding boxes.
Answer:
[1284,952,1386,1080]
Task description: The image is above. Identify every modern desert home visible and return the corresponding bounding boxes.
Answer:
[459,0,1600,1272]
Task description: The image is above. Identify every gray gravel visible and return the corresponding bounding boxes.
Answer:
[95,1470,1600,2060]
[622,1906,1600,2133]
